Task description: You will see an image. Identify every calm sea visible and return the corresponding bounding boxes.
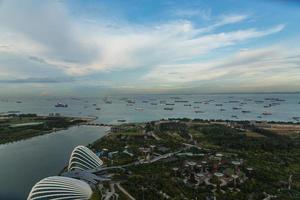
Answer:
[1,93,300,123]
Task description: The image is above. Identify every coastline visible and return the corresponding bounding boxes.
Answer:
[0,114,98,145]
[2,113,299,146]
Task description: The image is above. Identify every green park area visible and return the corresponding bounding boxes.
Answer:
[89,119,300,199]
[0,113,87,144]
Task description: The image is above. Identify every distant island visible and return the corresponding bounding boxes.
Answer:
[58,118,300,199]
[0,113,92,144]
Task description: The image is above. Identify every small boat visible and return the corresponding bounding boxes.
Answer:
[231,115,238,119]
[195,110,204,113]
[117,119,126,122]
[264,104,272,108]
[215,104,223,106]
[55,103,68,108]
[184,104,192,106]
[292,117,300,121]
[265,98,285,102]
[175,100,189,103]
[166,103,175,106]
[262,112,272,115]
[95,108,101,110]
[164,107,173,111]
[142,100,149,103]
[228,100,239,103]
[193,101,202,104]
[135,107,144,111]
[193,106,200,109]
[16,101,22,103]
[105,100,112,104]
[242,110,251,113]
[232,107,241,110]
[104,97,112,104]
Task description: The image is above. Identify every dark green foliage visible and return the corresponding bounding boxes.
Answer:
[0,114,85,144]
[90,120,300,200]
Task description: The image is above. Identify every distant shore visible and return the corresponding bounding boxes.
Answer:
[1,112,300,146]
[0,113,96,145]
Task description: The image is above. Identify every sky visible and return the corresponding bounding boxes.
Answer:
[0,0,299,96]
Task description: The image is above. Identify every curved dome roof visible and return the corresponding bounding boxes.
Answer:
[27,176,92,200]
[68,145,103,171]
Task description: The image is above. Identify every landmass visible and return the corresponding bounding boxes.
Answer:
[0,113,91,144]
[83,119,300,200]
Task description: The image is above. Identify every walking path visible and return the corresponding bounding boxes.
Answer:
[116,183,136,200]
[103,183,118,200]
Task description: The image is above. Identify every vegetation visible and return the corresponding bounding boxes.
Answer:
[0,114,87,144]
[90,119,300,199]
[189,122,300,199]
[89,189,102,200]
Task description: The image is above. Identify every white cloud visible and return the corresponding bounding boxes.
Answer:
[193,14,249,34]
[143,45,300,89]
[69,20,284,76]
[219,14,248,25]
[171,8,212,20]
[0,0,98,67]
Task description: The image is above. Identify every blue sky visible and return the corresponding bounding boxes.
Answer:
[0,0,299,96]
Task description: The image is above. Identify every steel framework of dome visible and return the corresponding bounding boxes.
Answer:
[68,145,103,171]
[27,176,92,200]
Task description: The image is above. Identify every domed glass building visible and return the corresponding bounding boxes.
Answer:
[68,145,103,171]
[27,176,92,200]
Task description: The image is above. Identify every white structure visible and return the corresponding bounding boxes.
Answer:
[68,145,103,171]
[27,176,92,200]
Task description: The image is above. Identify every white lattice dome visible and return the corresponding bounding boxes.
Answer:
[27,176,92,200]
[68,145,103,171]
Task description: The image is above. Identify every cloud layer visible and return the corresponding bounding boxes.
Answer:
[143,46,300,85]
[0,0,299,94]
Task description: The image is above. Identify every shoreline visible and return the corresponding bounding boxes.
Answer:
[1,113,300,146]
[0,114,99,145]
